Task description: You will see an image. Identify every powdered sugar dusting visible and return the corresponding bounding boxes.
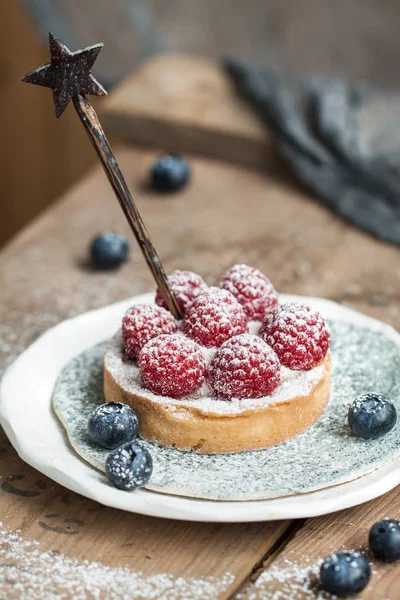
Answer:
[122,304,179,359]
[208,334,281,399]
[54,320,400,500]
[350,393,390,415]
[261,302,330,370]
[235,550,383,600]
[155,270,207,314]
[0,522,234,600]
[235,557,323,600]
[139,334,206,397]
[105,332,326,415]
[220,263,278,321]
[183,287,248,348]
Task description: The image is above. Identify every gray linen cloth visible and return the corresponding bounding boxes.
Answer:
[225,59,400,245]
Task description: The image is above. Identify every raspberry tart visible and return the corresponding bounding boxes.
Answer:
[104,266,331,454]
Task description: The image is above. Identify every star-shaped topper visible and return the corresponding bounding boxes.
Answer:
[22,32,107,118]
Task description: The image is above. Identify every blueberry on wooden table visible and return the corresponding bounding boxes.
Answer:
[320,551,370,597]
[150,155,191,192]
[87,402,138,449]
[348,393,397,439]
[105,442,153,491]
[90,232,129,270]
[369,519,400,562]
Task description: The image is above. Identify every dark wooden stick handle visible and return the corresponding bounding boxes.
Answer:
[73,93,182,320]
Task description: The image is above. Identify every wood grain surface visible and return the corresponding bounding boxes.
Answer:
[234,487,400,599]
[75,93,182,318]
[1,146,400,598]
[102,54,280,171]
[8,0,400,246]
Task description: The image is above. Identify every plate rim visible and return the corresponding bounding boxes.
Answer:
[1,293,400,522]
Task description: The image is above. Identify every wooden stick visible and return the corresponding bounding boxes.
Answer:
[73,93,182,320]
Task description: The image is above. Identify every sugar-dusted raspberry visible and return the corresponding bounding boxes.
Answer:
[155,270,207,315]
[260,303,330,370]
[122,304,179,360]
[139,334,205,398]
[208,334,280,399]
[220,264,278,321]
[183,287,248,348]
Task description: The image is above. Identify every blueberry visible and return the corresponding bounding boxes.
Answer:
[90,232,129,270]
[320,551,370,597]
[369,519,400,562]
[150,155,190,192]
[348,393,397,439]
[87,402,138,449]
[105,442,152,491]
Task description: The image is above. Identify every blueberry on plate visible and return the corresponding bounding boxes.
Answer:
[87,402,138,449]
[320,551,370,597]
[105,442,153,491]
[150,154,190,192]
[90,231,129,270]
[369,519,400,562]
[348,393,397,439]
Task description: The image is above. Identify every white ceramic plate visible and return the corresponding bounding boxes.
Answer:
[1,293,400,522]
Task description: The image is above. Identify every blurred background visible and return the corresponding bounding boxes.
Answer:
[2,0,400,247]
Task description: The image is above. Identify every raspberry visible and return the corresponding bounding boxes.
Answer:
[183,287,248,348]
[139,334,205,398]
[260,303,330,370]
[122,304,179,360]
[208,334,280,399]
[220,264,278,321]
[155,270,207,315]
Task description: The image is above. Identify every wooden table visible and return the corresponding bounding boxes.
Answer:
[1,57,400,598]
[1,147,399,599]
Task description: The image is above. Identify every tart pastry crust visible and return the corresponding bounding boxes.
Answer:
[104,339,331,454]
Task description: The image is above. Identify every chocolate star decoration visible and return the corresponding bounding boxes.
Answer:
[21,33,182,319]
[22,33,106,118]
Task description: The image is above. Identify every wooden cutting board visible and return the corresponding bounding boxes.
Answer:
[102,54,283,171]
